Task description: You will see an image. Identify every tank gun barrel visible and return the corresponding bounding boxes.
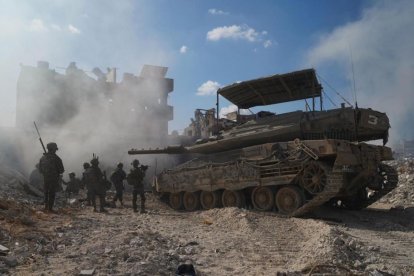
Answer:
[128,145,188,155]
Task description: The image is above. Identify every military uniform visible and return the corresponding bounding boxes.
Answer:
[38,142,64,211]
[127,159,147,213]
[110,163,126,207]
[81,163,92,205]
[84,158,107,212]
[65,173,81,197]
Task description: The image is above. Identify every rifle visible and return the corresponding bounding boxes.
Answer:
[34,121,46,153]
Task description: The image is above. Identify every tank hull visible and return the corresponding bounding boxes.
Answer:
[154,139,396,216]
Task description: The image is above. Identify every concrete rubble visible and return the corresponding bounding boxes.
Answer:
[0,158,413,275]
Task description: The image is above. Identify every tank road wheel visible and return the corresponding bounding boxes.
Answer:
[222,190,244,208]
[300,162,327,194]
[275,186,304,215]
[200,191,221,210]
[183,191,200,211]
[169,192,183,210]
[251,186,274,211]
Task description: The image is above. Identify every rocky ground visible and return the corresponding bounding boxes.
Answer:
[1,160,414,275]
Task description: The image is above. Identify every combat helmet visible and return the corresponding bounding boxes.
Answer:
[83,162,90,169]
[131,159,139,167]
[46,142,58,151]
[90,158,99,166]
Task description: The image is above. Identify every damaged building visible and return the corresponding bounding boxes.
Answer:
[16,61,174,146]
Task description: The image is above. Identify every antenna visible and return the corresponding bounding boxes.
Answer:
[349,44,359,141]
[349,44,358,106]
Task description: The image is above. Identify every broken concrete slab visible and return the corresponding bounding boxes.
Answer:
[79,268,95,275]
[0,245,9,256]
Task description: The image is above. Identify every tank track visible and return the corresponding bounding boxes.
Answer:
[357,163,398,209]
[292,171,344,217]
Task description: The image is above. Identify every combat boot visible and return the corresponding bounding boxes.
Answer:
[100,208,108,213]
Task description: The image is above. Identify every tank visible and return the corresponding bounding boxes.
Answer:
[129,69,397,216]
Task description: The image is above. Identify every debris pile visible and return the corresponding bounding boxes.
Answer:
[380,158,414,206]
[0,165,42,200]
[0,162,413,275]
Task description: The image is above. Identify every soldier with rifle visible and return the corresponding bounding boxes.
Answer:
[110,162,126,207]
[127,159,148,213]
[38,142,64,212]
[81,162,92,205]
[84,157,108,212]
[35,122,65,212]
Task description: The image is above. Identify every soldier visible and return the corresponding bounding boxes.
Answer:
[63,172,81,198]
[110,162,126,207]
[127,159,148,213]
[81,162,92,205]
[38,142,64,212]
[85,157,107,212]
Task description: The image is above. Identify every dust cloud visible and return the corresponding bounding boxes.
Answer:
[0,1,175,178]
[307,0,414,145]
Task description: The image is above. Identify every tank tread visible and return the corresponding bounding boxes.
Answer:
[358,164,398,209]
[292,171,344,217]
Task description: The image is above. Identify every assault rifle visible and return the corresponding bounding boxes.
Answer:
[33,121,46,153]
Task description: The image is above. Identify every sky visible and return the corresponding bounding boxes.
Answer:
[0,0,413,144]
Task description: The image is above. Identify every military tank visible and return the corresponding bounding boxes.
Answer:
[129,69,397,216]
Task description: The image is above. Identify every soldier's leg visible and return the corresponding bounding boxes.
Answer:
[44,190,49,210]
[87,190,92,206]
[140,192,146,213]
[48,182,57,211]
[43,181,50,210]
[99,193,107,212]
[132,190,138,212]
[120,190,124,206]
[49,188,56,211]
[92,190,97,211]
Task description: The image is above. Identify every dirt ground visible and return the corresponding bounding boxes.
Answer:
[1,191,413,276]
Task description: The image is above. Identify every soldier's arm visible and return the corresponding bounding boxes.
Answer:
[97,168,104,179]
[57,156,65,174]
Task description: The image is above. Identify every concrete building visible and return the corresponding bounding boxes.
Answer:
[16,61,173,146]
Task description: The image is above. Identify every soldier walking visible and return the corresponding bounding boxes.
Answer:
[38,142,64,212]
[127,159,148,213]
[85,158,107,212]
[110,162,126,207]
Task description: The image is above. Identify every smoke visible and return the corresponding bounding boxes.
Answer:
[306,0,414,145]
[0,1,176,178]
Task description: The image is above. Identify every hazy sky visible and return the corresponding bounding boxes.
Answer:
[1,0,413,142]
